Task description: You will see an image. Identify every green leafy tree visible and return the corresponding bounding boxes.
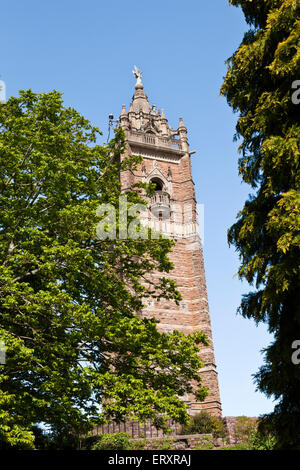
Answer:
[221,0,300,450]
[0,90,208,449]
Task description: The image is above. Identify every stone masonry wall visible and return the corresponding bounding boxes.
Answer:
[130,434,226,450]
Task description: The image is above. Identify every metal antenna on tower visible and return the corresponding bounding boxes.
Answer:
[106,114,120,143]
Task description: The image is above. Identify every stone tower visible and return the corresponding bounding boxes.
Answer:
[119,67,222,418]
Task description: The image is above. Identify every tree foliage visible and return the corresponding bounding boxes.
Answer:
[233,416,257,444]
[180,411,226,438]
[91,432,131,451]
[221,0,300,449]
[0,90,208,449]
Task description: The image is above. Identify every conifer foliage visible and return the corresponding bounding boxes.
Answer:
[221,0,300,449]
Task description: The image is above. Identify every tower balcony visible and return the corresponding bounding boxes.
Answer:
[128,131,183,151]
[149,191,171,219]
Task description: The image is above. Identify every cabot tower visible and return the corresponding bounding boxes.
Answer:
[119,67,222,417]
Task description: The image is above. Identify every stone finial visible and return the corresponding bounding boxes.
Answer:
[120,104,129,130]
[178,117,186,130]
[178,117,188,150]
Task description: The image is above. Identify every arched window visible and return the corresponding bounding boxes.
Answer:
[150,178,163,191]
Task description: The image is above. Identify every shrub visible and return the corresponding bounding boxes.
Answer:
[159,438,174,450]
[180,411,226,438]
[250,431,276,450]
[218,442,251,451]
[80,435,102,450]
[91,433,131,450]
[233,416,257,444]
[130,439,147,450]
[195,436,214,450]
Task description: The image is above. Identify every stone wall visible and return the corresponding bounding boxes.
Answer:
[223,416,258,444]
[92,419,182,439]
[93,416,258,446]
[130,434,226,450]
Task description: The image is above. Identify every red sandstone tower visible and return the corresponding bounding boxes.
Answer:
[119,67,222,418]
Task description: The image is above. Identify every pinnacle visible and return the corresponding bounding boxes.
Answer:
[179,117,186,129]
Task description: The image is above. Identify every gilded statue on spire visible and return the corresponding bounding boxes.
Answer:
[132,65,143,86]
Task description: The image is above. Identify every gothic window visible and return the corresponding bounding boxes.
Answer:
[150,178,163,191]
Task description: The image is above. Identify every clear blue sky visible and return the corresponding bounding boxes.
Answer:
[2,0,276,417]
